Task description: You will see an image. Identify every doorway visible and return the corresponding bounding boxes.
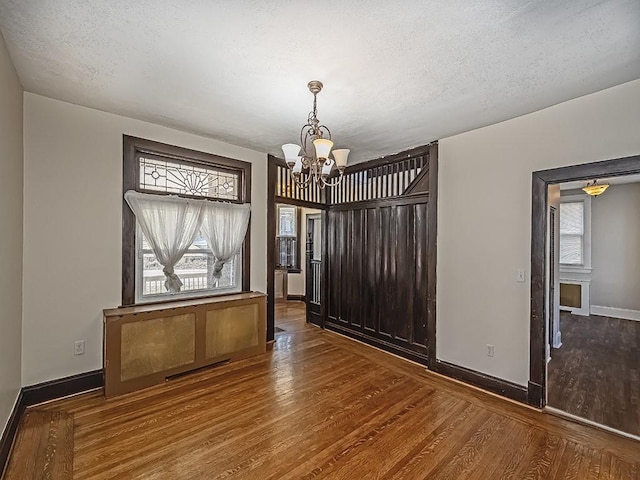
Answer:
[306,213,322,327]
[547,175,640,436]
[529,154,640,438]
[266,156,329,343]
[272,198,325,336]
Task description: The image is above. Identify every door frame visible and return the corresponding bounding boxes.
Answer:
[529,154,640,407]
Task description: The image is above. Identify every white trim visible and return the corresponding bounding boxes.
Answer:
[559,266,592,275]
[546,344,552,363]
[590,305,640,322]
[545,406,640,442]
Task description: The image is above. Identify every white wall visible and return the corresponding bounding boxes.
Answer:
[438,78,640,386]
[591,182,640,312]
[23,93,267,386]
[287,207,321,297]
[0,32,23,432]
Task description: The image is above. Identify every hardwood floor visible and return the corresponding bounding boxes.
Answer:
[3,410,73,479]
[5,302,639,479]
[548,311,640,436]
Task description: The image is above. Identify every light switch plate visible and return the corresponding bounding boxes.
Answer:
[74,340,85,356]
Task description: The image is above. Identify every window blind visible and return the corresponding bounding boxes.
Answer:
[559,201,584,265]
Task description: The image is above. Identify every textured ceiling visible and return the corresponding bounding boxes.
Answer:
[1,1,639,163]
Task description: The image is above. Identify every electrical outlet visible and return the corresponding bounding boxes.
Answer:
[517,269,526,282]
[487,344,495,357]
[74,340,85,356]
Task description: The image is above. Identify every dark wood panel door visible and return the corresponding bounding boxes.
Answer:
[327,199,430,363]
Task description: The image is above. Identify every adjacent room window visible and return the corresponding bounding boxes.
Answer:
[559,195,591,271]
[276,205,301,272]
[122,136,252,305]
[559,201,584,265]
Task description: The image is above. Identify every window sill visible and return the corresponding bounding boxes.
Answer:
[559,266,592,275]
[275,267,301,274]
[120,289,248,308]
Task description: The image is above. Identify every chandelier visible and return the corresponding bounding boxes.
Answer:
[281,81,349,189]
[582,179,609,197]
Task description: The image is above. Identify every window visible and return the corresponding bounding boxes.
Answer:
[278,206,297,236]
[139,154,239,200]
[559,201,584,265]
[559,195,591,270]
[136,228,240,302]
[276,205,300,272]
[122,136,251,305]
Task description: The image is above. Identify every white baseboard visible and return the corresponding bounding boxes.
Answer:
[590,305,640,322]
[560,305,590,316]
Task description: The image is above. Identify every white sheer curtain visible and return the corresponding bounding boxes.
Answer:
[200,202,251,280]
[124,191,204,293]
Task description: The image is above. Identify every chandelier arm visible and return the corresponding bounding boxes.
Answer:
[300,124,316,157]
[318,125,331,141]
[319,171,345,187]
[290,172,314,188]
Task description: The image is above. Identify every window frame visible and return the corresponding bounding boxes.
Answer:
[275,204,302,273]
[122,135,252,306]
[559,194,592,273]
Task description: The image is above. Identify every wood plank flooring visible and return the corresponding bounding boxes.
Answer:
[3,409,73,479]
[548,312,640,436]
[6,302,640,479]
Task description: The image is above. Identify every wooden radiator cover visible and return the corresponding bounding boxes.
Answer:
[103,292,266,397]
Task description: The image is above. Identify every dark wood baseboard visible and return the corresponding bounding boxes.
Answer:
[22,370,104,407]
[435,360,528,404]
[0,391,25,478]
[0,370,104,475]
[527,381,543,408]
[286,295,306,302]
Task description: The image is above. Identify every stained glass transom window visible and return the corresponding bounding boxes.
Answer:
[139,156,239,200]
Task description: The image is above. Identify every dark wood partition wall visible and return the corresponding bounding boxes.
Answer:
[324,144,436,365]
[267,144,438,365]
[271,144,438,363]
[327,198,431,363]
